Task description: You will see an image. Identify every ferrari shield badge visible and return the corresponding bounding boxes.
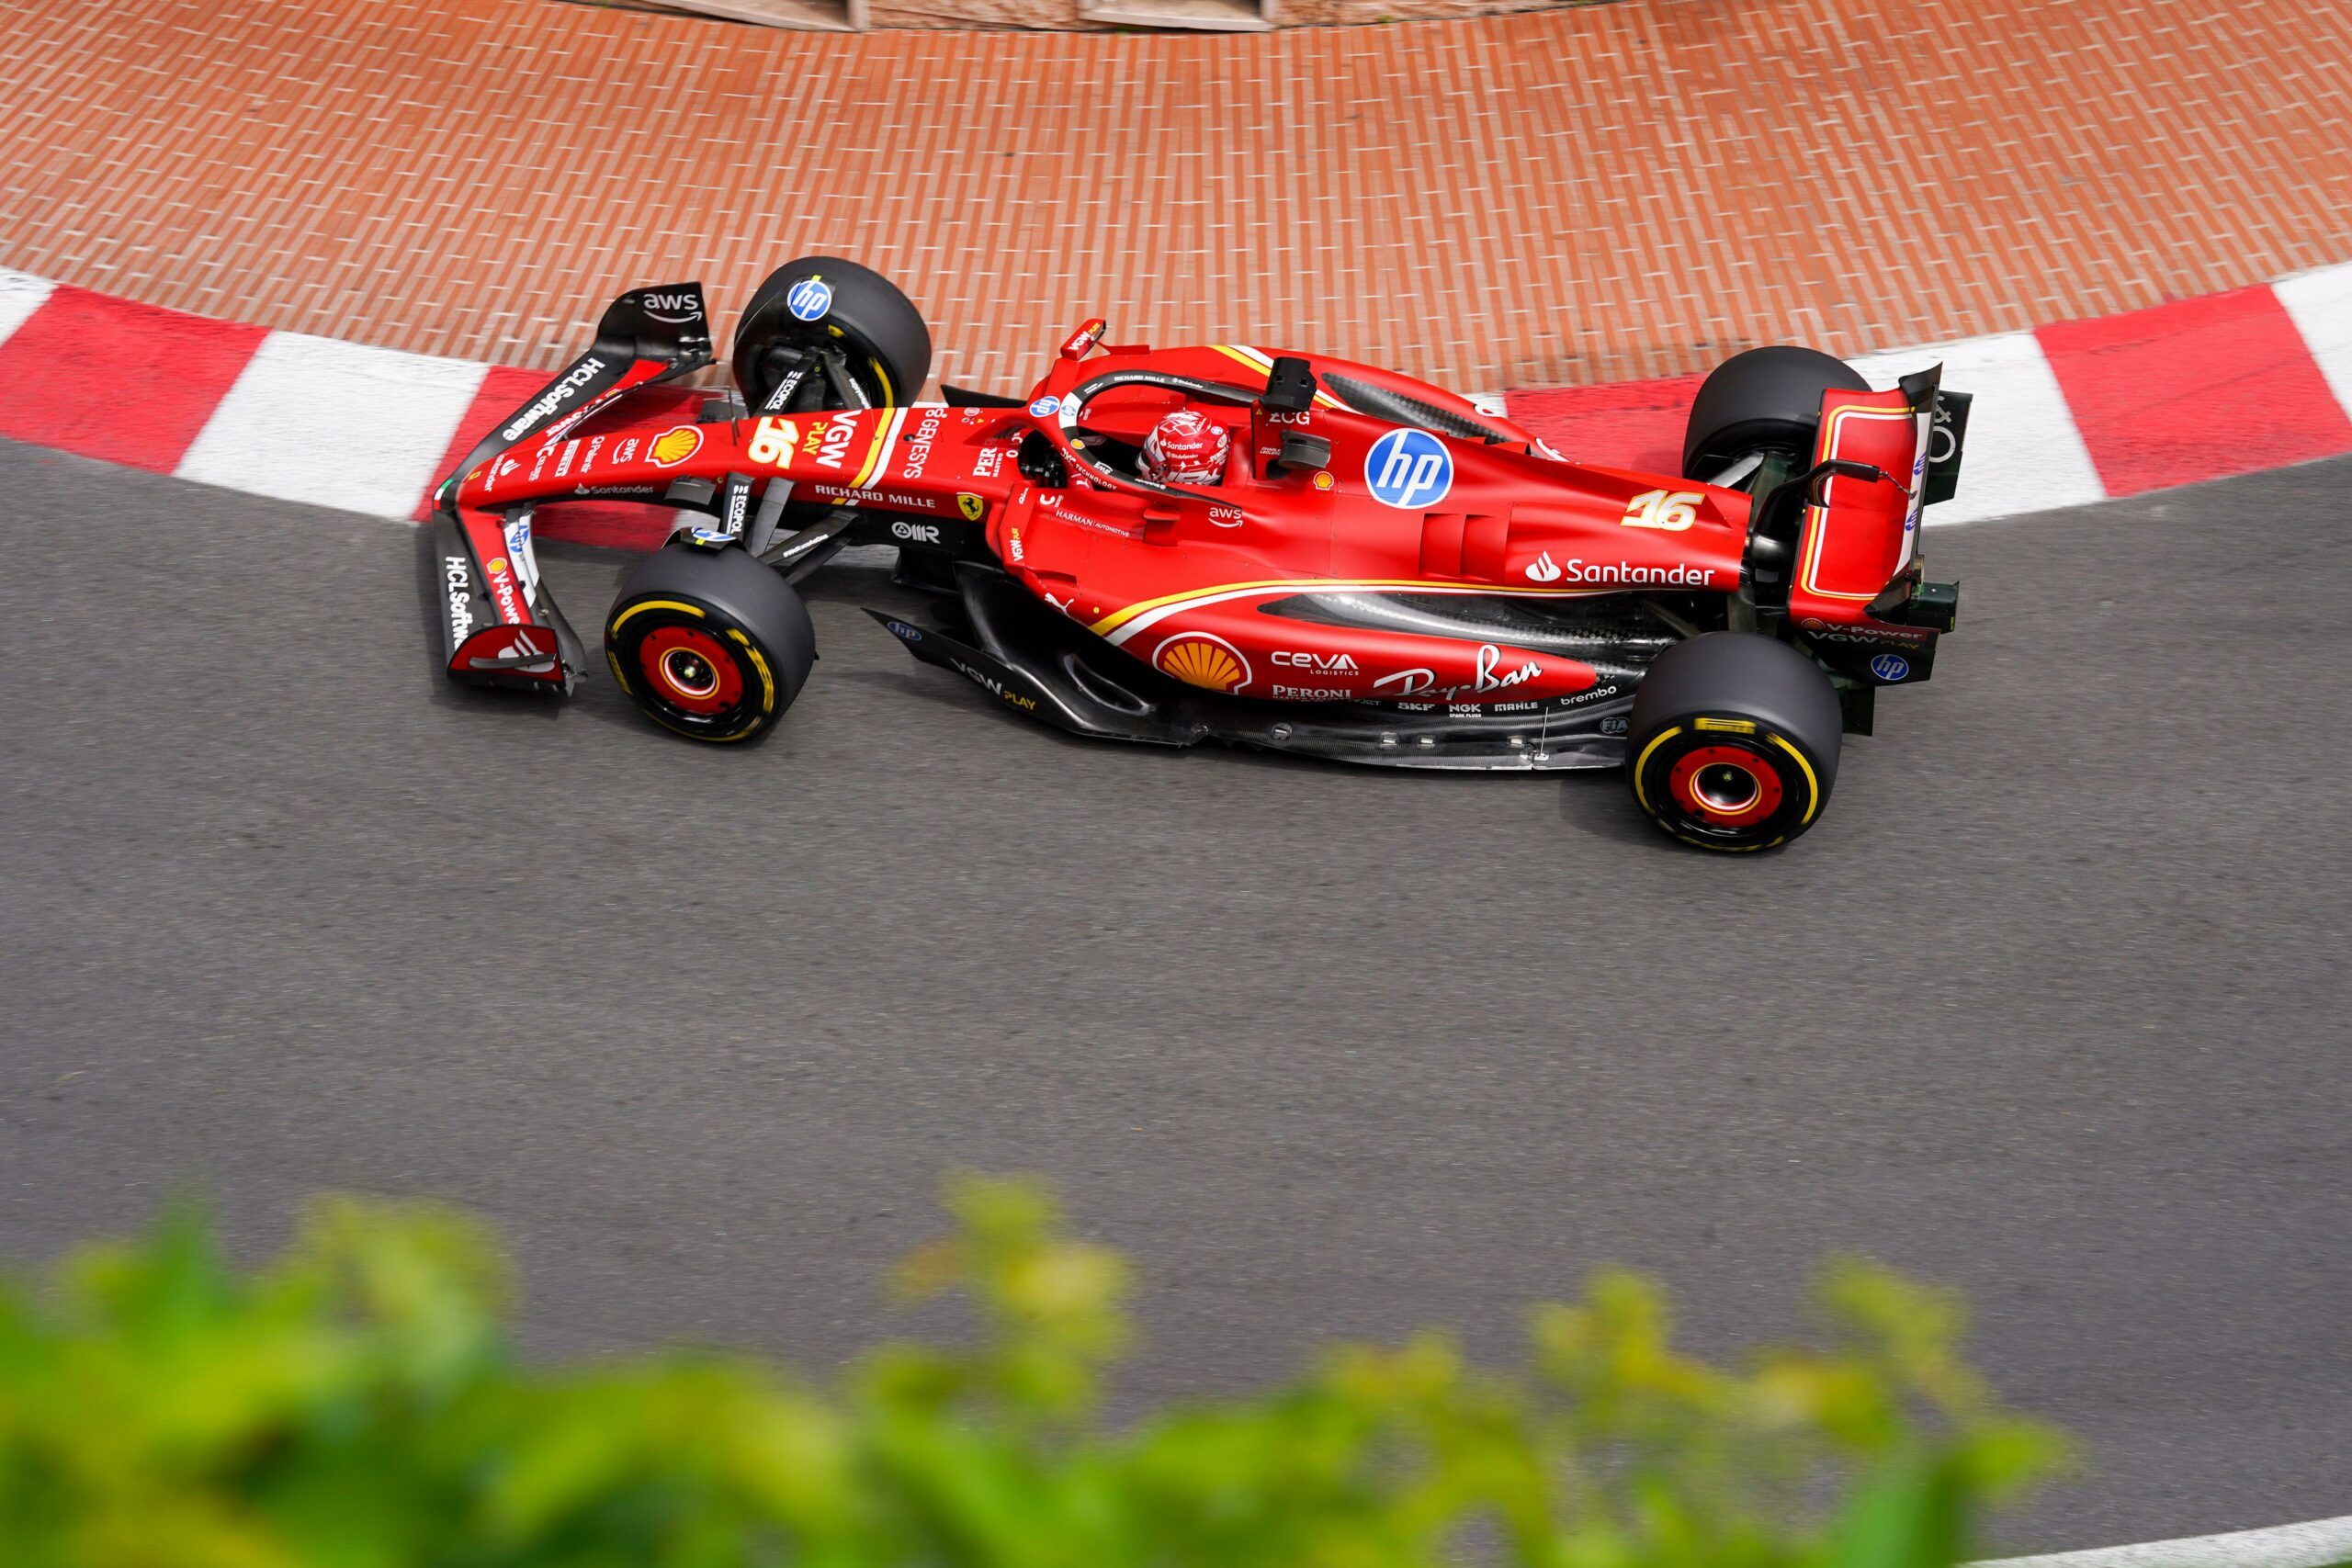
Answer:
[957,492,985,521]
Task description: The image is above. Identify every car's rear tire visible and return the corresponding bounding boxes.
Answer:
[604,543,815,744]
[731,256,931,412]
[1681,345,1870,480]
[1626,632,1842,852]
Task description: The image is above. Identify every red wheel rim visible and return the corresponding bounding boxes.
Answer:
[638,624,742,716]
[1668,743,1784,828]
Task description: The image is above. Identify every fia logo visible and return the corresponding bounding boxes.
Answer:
[786,278,832,321]
[1364,429,1453,509]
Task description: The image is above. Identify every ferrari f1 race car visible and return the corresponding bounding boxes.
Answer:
[429,257,1969,851]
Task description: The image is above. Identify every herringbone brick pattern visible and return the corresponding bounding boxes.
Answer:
[2,0,2346,395]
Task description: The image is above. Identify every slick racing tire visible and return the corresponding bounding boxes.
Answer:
[1681,345,1871,481]
[605,543,816,744]
[731,256,932,413]
[1626,632,1842,852]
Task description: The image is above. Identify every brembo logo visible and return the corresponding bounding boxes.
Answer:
[501,357,606,442]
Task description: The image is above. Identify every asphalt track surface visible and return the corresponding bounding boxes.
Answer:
[3,437,2347,1551]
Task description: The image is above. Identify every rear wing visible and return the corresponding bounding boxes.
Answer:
[1737,368,1969,729]
[431,281,714,513]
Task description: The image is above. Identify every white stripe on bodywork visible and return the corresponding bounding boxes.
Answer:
[1849,331,2105,525]
[2274,262,2352,423]
[1104,580,1608,647]
[174,331,490,517]
[0,267,57,350]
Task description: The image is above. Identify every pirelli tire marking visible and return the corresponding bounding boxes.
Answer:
[1631,719,1825,852]
[605,596,779,743]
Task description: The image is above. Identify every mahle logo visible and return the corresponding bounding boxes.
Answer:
[1364,429,1452,509]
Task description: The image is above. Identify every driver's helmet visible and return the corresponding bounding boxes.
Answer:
[1139,407,1229,485]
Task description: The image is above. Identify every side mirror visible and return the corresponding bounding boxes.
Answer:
[1807,458,1889,504]
[1272,433,1331,475]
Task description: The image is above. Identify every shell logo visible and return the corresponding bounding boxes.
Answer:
[486,557,508,575]
[1155,634,1250,694]
[648,425,703,468]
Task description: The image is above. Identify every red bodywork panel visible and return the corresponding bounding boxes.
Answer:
[1789,384,1939,652]
[452,338,1931,706]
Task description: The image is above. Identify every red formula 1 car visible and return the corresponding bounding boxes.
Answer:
[430,258,1969,851]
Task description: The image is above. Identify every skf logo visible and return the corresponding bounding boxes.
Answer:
[957,492,985,522]
[649,426,702,468]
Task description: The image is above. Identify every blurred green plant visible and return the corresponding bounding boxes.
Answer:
[0,1175,2064,1568]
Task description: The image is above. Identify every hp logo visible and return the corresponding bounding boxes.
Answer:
[1869,652,1910,682]
[786,278,832,321]
[1364,428,1453,509]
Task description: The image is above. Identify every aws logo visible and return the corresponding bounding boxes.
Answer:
[640,289,702,324]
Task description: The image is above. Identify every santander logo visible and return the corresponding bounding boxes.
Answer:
[1525,551,1563,583]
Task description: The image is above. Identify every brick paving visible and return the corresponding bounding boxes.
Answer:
[1,0,2346,397]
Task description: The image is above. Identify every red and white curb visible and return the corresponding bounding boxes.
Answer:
[4,263,2351,546]
[1976,1512,2352,1568]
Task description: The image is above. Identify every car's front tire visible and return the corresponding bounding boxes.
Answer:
[604,543,815,744]
[1626,632,1843,852]
[731,256,932,412]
